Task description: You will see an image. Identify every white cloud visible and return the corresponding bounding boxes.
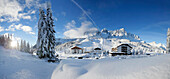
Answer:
[0,0,22,22]
[5,24,16,31]
[0,0,46,22]
[22,16,31,19]
[6,24,35,35]
[63,20,98,38]
[0,26,4,32]
[15,24,22,30]
[65,20,76,29]
[29,32,35,35]
[21,26,32,32]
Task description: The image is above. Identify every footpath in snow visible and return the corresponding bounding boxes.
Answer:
[0,47,58,79]
[52,54,170,79]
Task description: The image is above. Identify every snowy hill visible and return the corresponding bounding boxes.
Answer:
[55,28,166,55]
[0,46,57,79]
[51,54,170,79]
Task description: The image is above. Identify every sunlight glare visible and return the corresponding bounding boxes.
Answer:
[11,41,17,47]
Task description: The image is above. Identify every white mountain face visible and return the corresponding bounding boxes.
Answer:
[84,28,140,41]
[55,28,166,54]
[149,41,166,50]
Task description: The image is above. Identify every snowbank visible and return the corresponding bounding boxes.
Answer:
[0,47,58,79]
[52,54,170,79]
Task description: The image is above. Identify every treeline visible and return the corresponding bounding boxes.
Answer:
[19,40,33,53]
[0,34,33,53]
[0,34,12,49]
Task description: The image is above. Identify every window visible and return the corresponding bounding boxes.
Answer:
[121,46,127,53]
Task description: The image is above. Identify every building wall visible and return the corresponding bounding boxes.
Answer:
[117,45,132,54]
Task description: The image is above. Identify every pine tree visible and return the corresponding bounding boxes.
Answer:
[36,8,48,58]
[17,41,20,51]
[0,35,5,46]
[46,2,56,60]
[5,34,12,49]
[26,42,30,53]
[23,40,26,52]
[20,40,24,52]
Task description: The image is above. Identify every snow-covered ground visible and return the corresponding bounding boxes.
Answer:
[0,47,58,79]
[52,54,170,79]
[1,46,170,79]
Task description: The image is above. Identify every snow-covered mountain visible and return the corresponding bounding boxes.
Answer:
[84,28,140,41]
[55,28,166,54]
[149,41,166,50]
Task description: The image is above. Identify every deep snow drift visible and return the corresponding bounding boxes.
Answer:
[52,54,170,79]
[0,47,58,79]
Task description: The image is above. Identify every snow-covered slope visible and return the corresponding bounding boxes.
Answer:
[52,54,170,79]
[84,28,140,41]
[0,47,58,79]
[149,41,166,50]
[55,28,166,54]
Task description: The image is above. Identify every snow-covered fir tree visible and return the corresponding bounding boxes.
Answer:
[36,2,57,60]
[46,2,56,59]
[0,34,11,48]
[4,34,12,49]
[26,42,30,53]
[36,7,48,58]
[17,41,20,51]
[23,40,26,52]
[20,40,24,52]
[167,28,170,53]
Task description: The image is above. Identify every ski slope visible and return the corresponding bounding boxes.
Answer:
[52,54,170,79]
[0,47,58,79]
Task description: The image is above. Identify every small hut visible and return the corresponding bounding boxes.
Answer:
[94,47,102,53]
[91,47,102,56]
[71,46,83,54]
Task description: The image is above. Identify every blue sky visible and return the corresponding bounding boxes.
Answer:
[0,0,169,45]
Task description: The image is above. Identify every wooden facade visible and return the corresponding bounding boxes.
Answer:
[71,46,83,54]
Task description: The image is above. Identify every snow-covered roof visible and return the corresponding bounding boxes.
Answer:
[71,46,82,49]
[117,44,132,48]
[94,47,101,50]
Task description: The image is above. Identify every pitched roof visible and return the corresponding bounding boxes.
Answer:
[71,46,82,49]
[117,44,132,48]
[94,47,101,50]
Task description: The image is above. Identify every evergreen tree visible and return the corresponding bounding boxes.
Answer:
[26,42,30,53]
[36,8,48,58]
[23,40,26,52]
[0,35,5,46]
[17,41,20,51]
[36,2,57,61]
[5,34,12,49]
[46,2,56,60]
[20,40,24,52]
